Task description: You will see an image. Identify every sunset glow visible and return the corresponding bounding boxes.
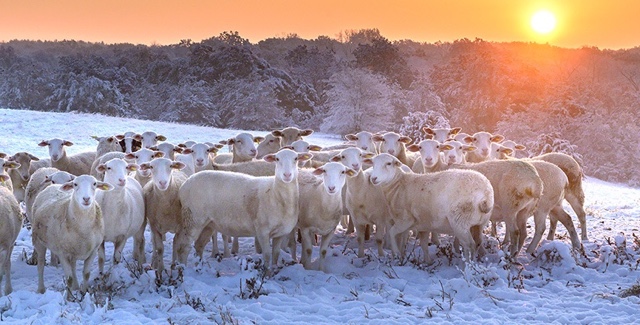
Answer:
[531,10,557,34]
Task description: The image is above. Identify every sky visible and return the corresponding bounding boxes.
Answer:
[1,1,639,49]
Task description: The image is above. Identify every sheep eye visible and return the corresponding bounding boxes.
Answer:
[342,156,345,159]
[386,162,392,166]
[294,157,298,161]
[93,182,97,186]
[107,167,111,170]
[74,184,77,187]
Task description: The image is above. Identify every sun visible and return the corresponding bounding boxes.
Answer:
[531,10,557,34]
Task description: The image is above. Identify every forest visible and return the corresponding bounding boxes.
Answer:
[1,29,639,185]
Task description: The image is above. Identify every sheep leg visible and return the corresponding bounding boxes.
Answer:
[98,241,106,274]
[490,221,498,237]
[82,250,98,294]
[255,233,273,270]
[222,235,231,258]
[505,220,520,258]
[515,213,529,256]
[194,222,215,260]
[35,242,47,294]
[430,232,440,246]
[386,220,413,260]
[549,205,581,251]
[271,235,287,270]
[318,231,335,272]
[133,218,147,264]
[355,222,367,258]
[471,225,486,259]
[526,210,549,255]
[453,229,475,262]
[0,251,10,295]
[59,257,78,293]
[347,216,355,235]
[254,236,263,254]
[210,231,220,257]
[300,229,313,269]
[374,224,385,257]
[565,192,588,241]
[417,231,431,264]
[287,230,298,262]
[232,237,239,255]
[151,229,165,275]
[113,237,127,264]
[50,251,60,267]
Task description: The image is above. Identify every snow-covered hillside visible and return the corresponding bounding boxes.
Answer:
[0,108,639,324]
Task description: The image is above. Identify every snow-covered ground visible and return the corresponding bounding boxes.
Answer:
[0,108,639,324]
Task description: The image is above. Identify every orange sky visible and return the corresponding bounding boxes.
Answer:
[1,0,638,49]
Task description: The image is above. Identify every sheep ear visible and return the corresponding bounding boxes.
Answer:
[363,158,373,165]
[450,127,462,135]
[91,135,100,141]
[63,140,74,146]
[344,134,357,141]
[207,147,219,154]
[153,152,165,158]
[181,148,193,155]
[424,134,434,140]
[263,154,276,163]
[439,144,454,151]
[156,135,167,142]
[219,140,230,145]
[3,161,20,169]
[362,152,375,159]
[463,145,477,152]
[60,182,74,191]
[124,153,136,160]
[502,148,514,155]
[372,134,384,142]
[271,130,284,137]
[177,143,187,148]
[491,135,505,143]
[96,182,114,191]
[149,146,158,151]
[345,168,357,177]
[300,129,314,137]
[422,127,435,135]
[308,145,322,152]
[133,134,142,141]
[173,147,183,153]
[115,134,125,140]
[515,144,526,150]
[38,140,49,147]
[298,153,313,162]
[0,175,9,183]
[126,164,139,172]
[406,144,420,152]
[96,164,107,173]
[28,153,40,161]
[463,136,474,144]
[330,155,341,162]
[254,136,264,143]
[139,163,152,171]
[213,144,224,149]
[170,161,186,170]
[312,167,325,176]
[399,136,412,144]
[107,136,116,143]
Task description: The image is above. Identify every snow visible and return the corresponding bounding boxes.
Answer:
[0,108,639,324]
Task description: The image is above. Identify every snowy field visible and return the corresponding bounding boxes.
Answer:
[0,108,639,324]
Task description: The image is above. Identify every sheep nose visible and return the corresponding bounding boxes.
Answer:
[283,172,292,178]
[196,158,204,163]
[52,154,59,160]
[361,146,368,151]
[425,158,433,163]
[119,178,126,186]
[159,180,167,187]
[352,163,359,170]
[387,149,395,155]
[328,186,336,192]
[82,197,90,204]
[250,149,256,155]
[371,176,377,182]
[481,148,489,155]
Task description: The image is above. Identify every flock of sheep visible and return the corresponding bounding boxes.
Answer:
[0,126,587,298]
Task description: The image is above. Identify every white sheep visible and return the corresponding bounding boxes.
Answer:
[501,140,528,158]
[90,151,127,181]
[422,127,462,143]
[92,135,123,158]
[24,167,76,222]
[115,131,142,154]
[210,159,276,177]
[181,143,221,173]
[372,132,418,167]
[440,140,476,165]
[462,131,505,163]
[176,149,312,272]
[140,158,187,276]
[124,148,165,188]
[7,152,40,201]
[532,152,588,241]
[38,138,97,176]
[218,132,263,163]
[95,158,146,274]
[407,140,452,173]
[447,159,543,256]
[366,153,494,262]
[345,131,379,153]
[289,162,356,270]
[150,142,182,161]
[0,157,20,193]
[287,140,325,167]
[256,133,282,159]
[135,131,167,149]
[31,175,113,294]
[272,127,314,146]
[330,148,389,258]
[0,185,22,296]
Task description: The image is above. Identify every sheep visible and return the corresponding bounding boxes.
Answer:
[24,167,76,222]
[135,131,167,149]
[92,135,123,158]
[140,158,187,276]
[272,127,314,146]
[95,158,146,274]
[0,157,20,193]
[175,153,196,177]
[175,149,312,272]
[286,140,326,167]
[489,142,516,160]
[115,132,142,154]
[345,131,378,153]
[38,138,97,176]
[288,163,356,270]
[218,132,263,163]
[440,140,476,165]
[501,140,528,158]
[454,132,471,143]
[373,132,418,168]
[7,152,40,201]
[422,127,462,143]
[365,153,494,262]
[150,142,182,161]
[330,148,389,258]
[446,159,543,257]
[407,140,452,174]
[31,175,113,295]
[89,151,127,181]
[0,185,22,296]
[210,159,276,177]
[532,152,588,241]
[124,149,165,188]
[256,133,283,159]
[181,143,222,173]
[462,131,505,163]
[524,160,581,254]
